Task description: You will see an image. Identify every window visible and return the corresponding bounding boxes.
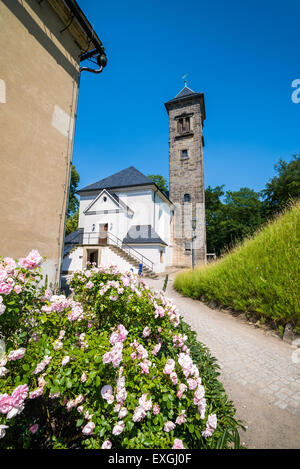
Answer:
[185,242,191,252]
[103,196,107,202]
[160,250,164,263]
[184,194,191,203]
[181,149,188,160]
[177,117,190,135]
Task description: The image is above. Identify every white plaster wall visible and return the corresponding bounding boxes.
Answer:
[62,246,83,272]
[126,245,166,273]
[78,194,96,228]
[117,189,153,227]
[101,247,138,274]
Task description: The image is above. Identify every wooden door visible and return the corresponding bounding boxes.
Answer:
[99,223,108,245]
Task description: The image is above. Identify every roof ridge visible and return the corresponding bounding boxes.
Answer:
[175,85,195,97]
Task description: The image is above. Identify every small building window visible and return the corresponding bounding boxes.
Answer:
[181,149,188,160]
[185,242,191,252]
[184,194,191,202]
[160,250,164,263]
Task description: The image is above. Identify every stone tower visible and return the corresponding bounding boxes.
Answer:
[165,84,206,267]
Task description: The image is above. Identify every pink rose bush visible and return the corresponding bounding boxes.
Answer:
[0,253,243,449]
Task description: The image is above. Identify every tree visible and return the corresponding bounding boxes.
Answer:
[205,185,225,254]
[205,186,262,256]
[147,174,169,194]
[67,165,80,217]
[221,187,263,249]
[65,211,79,236]
[262,154,300,217]
[65,165,80,236]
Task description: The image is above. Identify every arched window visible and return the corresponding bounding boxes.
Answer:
[184,194,191,202]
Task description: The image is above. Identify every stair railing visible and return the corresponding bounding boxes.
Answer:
[65,231,154,272]
[107,232,154,272]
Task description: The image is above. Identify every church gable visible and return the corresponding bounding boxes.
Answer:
[84,190,134,215]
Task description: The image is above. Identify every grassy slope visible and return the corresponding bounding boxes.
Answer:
[174,201,300,327]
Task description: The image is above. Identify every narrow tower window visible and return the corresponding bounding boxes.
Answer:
[181,149,188,160]
[184,194,191,202]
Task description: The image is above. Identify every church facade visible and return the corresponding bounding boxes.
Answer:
[62,85,206,276]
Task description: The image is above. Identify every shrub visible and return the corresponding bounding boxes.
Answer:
[174,201,300,327]
[0,253,243,449]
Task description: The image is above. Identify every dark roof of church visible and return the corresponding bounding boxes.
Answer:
[78,166,155,193]
[123,225,167,245]
[77,166,172,203]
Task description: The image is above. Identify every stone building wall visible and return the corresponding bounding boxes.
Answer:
[166,95,206,267]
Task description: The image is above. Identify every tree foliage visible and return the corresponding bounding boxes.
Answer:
[205,155,300,256]
[262,154,300,218]
[147,174,169,194]
[67,165,80,217]
[65,165,80,236]
[205,186,262,255]
[65,211,79,236]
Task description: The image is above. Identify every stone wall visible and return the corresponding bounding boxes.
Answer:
[166,95,207,267]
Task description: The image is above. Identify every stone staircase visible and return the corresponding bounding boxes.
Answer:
[107,245,158,278]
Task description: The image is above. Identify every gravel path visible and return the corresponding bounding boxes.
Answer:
[145,275,300,449]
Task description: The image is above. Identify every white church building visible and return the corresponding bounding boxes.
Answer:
[62,166,173,276]
[62,84,207,276]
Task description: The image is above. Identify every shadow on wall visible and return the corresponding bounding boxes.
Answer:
[2,0,79,78]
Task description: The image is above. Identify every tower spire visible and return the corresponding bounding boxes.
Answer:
[182,73,188,88]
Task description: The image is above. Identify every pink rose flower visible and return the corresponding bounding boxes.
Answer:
[177,383,187,400]
[0,282,13,296]
[11,384,28,407]
[0,270,8,282]
[61,356,70,366]
[139,362,149,374]
[29,387,44,400]
[163,359,175,375]
[0,303,6,315]
[112,420,125,436]
[164,421,176,432]
[153,404,160,415]
[3,257,16,273]
[19,250,43,270]
[29,424,39,434]
[82,421,95,436]
[101,439,112,449]
[13,285,22,294]
[0,424,9,439]
[0,395,13,415]
[7,348,26,361]
[152,343,161,356]
[172,438,185,449]
[175,411,186,425]
[142,326,151,337]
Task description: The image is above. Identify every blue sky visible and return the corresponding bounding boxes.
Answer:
[74,0,299,194]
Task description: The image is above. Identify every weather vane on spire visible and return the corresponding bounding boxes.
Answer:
[182,74,188,87]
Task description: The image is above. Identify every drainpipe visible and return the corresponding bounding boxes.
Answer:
[153,187,158,232]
